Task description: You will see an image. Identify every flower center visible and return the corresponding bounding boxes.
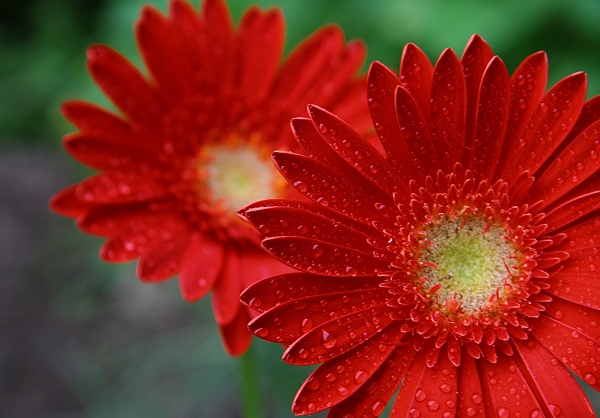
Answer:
[419,215,519,312]
[198,136,283,214]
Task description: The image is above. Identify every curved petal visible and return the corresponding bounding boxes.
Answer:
[218,305,253,357]
[248,288,389,344]
[429,48,467,172]
[76,171,169,204]
[308,105,405,199]
[395,85,439,178]
[136,5,192,100]
[329,344,417,417]
[456,354,486,417]
[531,314,600,392]
[61,100,133,139]
[49,184,92,218]
[86,45,163,125]
[282,305,393,365]
[532,119,600,206]
[292,322,405,415]
[238,7,284,104]
[495,52,548,179]
[178,233,224,302]
[212,247,242,325]
[500,72,587,186]
[400,43,434,122]
[390,348,458,417]
[244,206,375,253]
[77,202,166,237]
[478,352,543,417]
[241,273,383,313]
[544,296,600,341]
[136,220,189,282]
[262,236,389,276]
[469,56,510,179]
[461,34,495,153]
[271,151,390,225]
[513,337,595,418]
[544,189,600,232]
[367,61,422,184]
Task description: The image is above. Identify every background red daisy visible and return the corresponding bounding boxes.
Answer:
[48,0,370,356]
[242,35,600,417]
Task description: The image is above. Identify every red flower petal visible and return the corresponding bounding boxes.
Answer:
[390,348,458,417]
[86,45,163,125]
[240,273,382,313]
[456,354,486,417]
[61,100,134,139]
[201,0,236,94]
[218,305,252,357]
[545,296,600,341]
[496,52,548,178]
[244,206,375,253]
[429,48,467,172]
[469,56,510,179]
[237,7,284,104]
[49,184,92,218]
[249,288,389,345]
[136,6,192,101]
[400,43,434,122]
[461,34,494,153]
[479,353,543,417]
[78,203,164,237]
[292,322,405,415]
[566,94,600,144]
[514,338,595,418]
[329,345,418,417]
[367,61,421,183]
[395,85,439,178]
[308,105,404,199]
[178,234,224,302]
[532,119,600,206]
[544,189,600,232]
[136,222,189,282]
[532,314,600,392]
[500,72,587,185]
[262,236,388,276]
[76,171,168,204]
[283,306,394,366]
[63,133,156,171]
[271,151,389,225]
[212,247,242,325]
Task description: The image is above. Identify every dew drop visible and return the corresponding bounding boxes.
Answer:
[312,244,325,258]
[298,349,309,359]
[466,407,477,417]
[548,404,561,416]
[326,373,336,382]
[531,410,542,418]
[370,400,386,416]
[427,400,440,411]
[249,298,262,308]
[472,393,482,404]
[300,318,313,333]
[585,373,597,385]
[497,408,509,417]
[337,386,349,396]
[322,330,337,349]
[354,370,368,384]
[255,328,269,338]
[415,389,427,402]
[293,181,308,193]
[306,376,320,390]
[345,266,358,276]
[409,408,421,417]
[439,383,452,393]
[554,310,564,320]
[198,278,208,288]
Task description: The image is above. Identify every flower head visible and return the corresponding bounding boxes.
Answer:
[241,35,600,416]
[50,0,370,356]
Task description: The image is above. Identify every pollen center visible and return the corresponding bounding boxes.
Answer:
[199,140,282,213]
[419,215,518,311]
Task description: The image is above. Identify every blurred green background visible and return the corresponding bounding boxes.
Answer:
[3,0,600,417]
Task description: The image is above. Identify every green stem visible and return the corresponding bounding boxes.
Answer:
[238,344,264,418]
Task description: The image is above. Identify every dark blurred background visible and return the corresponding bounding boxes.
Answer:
[3,0,600,417]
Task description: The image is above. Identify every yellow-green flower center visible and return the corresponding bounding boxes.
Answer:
[199,141,281,214]
[420,215,518,311]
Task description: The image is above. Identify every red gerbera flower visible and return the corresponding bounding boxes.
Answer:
[49,0,370,356]
[241,34,600,416]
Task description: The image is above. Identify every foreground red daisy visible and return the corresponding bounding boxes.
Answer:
[49,0,370,356]
[241,34,600,416]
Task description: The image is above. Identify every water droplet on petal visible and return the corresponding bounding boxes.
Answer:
[370,400,386,416]
[439,383,452,393]
[554,310,564,320]
[497,408,509,417]
[354,370,368,384]
[466,407,477,416]
[293,181,308,193]
[300,318,313,333]
[548,404,561,416]
[306,376,320,390]
[585,373,597,385]
[321,330,337,348]
[415,389,426,402]
[427,400,439,411]
[255,328,269,338]
[472,394,482,404]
